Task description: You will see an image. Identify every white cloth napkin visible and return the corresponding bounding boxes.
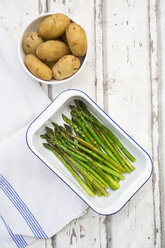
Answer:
[0,28,87,248]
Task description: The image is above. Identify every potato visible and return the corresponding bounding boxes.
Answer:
[22,32,44,54]
[36,40,70,62]
[38,13,70,40]
[66,23,87,56]
[24,54,53,81]
[52,55,80,80]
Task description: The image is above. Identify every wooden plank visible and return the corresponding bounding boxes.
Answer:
[0,0,38,44]
[148,0,161,247]
[103,0,155,247]
[48,0,107,247]
[157,0,165,247]
[53,208,107,248]
[95,0,104,108]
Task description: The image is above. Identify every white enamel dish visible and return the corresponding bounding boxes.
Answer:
[18,13,88,85]
[26,89,153,215]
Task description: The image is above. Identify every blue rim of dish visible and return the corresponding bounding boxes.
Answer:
[26,89,153,216]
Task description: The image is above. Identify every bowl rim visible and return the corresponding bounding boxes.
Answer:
[18,12,88,85]
[26,89,153,215]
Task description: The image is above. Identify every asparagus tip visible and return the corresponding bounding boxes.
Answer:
[43,143,51,150]
[52,122,58,128]
[40,134,46,139]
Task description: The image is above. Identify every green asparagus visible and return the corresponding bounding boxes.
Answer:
[43,143,95,196]
[41,99,136,198]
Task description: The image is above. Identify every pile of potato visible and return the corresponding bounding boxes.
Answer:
[23,13,87,81]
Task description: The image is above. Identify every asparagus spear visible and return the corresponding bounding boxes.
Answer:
[43,133,123,189]
[75,99,86,110]
[70,106,120,162]
[104,128,136,162]
[48,138,89,163]
[73,159,109,188]
[43,143,95,197]
[64,124,73,134]
[92,124,124,164]
[62,114,91,144]
[60,130,126,173]
[111,175,120,182]
[106,175,121,189]
[85,161,120,189]
[59,137,121,186]
[42,126,125,180]
[84,178,104,197]
[75,100,136,162]
[96,189,104,197]
[44,131,124,181]
[52,122,68,137]
[50,141,106,196]
[61,152,109,196]
[40,134,49,140]
[105,133,135,171]
[47,123,126,175]
[92,124,133,172]
[84,179,95,193]
[71,111,101,150]
[64,124,74,141]
[57,137,124,181]
[51,121,59,130]
[45,127,55,139]
[79,108,136,162]
[51,136,109,187]
[75,100,91,116]
[59,131,119,171]
[49,138,105,192]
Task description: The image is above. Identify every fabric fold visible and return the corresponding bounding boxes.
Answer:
[0,28,87,248]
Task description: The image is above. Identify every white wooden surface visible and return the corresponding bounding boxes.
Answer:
[0,0,164,247]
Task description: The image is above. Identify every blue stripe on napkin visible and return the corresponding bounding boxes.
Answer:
[0,174,48,239]
[1,216,27,247]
